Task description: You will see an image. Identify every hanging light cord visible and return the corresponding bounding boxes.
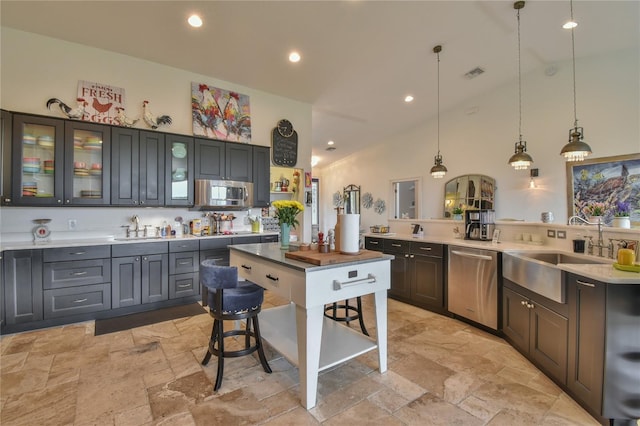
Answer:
[436,49,441,156]
[517,6,523,143]
[570,0,578,129]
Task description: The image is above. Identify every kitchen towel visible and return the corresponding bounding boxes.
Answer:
[339,213,360,254]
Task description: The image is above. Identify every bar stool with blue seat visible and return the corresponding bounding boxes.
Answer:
[200,261,272,391]
[324,297,369,336]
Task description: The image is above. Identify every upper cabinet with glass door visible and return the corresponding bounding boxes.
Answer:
[64,121,110,205]
[165,134,194,206]
[12,114,65,205]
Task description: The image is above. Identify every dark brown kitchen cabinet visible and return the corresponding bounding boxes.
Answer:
[567,274,605,417]
[383,239,411,300]
[111,128,165,206]
[194,138,252,182]
[165,134,194,206]
[252,145,271,207]
[373,238,444,313]
[3,250,43,324]
[111,242,168,307]
[503,281,568,385]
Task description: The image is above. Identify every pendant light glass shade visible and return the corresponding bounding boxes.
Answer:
[561,0,592,161]
[561,126,591,161]
[509,1,533,170]
[430,153,447,178]
[509,140,533,170]
[430,45,447,179]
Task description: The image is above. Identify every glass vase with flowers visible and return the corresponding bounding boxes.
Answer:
[272,200,304,249]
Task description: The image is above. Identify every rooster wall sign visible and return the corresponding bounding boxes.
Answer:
[77,80,125,125]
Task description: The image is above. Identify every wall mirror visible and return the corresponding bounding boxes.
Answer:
[343,184,360,214]
[444,174,495,218]
[391,177,421,219]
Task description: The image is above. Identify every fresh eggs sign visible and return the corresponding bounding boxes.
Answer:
[77,80,125,125]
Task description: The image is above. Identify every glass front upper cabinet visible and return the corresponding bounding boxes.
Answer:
[63,121,110,205]
[165,134,194,206]
[12,115,65,205]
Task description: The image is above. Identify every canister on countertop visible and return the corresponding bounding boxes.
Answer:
[190,219,202,235]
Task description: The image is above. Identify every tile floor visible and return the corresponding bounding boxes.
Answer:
[1,292,602,425]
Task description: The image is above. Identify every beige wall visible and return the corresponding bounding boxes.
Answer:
[315,48,639,235]
[0,28,313,242]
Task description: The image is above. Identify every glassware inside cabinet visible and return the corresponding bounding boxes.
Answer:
[21,122,56,199]
[170,140,189,200]
[72,128,103,199]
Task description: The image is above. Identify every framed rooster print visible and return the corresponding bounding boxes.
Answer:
[77,80,125,125]
[566,153,640,225]
[191,82,251,143]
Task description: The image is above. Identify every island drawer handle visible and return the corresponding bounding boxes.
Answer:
[71,271,88,276]
[73,298,88,303]
[266,274,279,282]
[241,264,252,270]
[333,273,376,290]
[576,280,595,288]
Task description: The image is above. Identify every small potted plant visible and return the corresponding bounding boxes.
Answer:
[612,201,631,229]
[583,202,607,223]
[452,206,464,221]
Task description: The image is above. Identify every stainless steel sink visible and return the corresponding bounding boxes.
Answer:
[502,251,609,303]
[513,251,610,266]
[113,236,163,241]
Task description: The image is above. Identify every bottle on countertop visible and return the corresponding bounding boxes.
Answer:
[161,221,167,237]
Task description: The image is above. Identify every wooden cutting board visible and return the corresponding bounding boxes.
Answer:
[285,249,384,266]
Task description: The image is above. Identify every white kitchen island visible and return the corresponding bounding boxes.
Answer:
[229,243,392,409]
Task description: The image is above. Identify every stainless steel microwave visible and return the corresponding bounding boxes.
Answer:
[194,179,253,210]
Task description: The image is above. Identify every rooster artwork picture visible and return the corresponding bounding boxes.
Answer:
[142,100,172,130]
[191,83,251,142]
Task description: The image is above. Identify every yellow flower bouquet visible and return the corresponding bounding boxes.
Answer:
[272,200,304,228]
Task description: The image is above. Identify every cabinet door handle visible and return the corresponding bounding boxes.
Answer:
[135,257,140,262]
[404,254,410,258]
[369,241,379,245]
[178,261,191,265]
[266,274,279,282]
[391,243,402,247]
[410,254,414,258]
[69,251,86,255]
[419,247,432,251]
[72,298,88,303]
[576,280,595,288]
[71,271,88,276]
[177,284,191,288]
[241,264,252,270]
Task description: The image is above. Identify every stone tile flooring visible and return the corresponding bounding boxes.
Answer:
[1,293,601,425]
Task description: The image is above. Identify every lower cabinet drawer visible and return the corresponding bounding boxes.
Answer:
[169,273,200,299]
[44,283,111,319]
[43,259,111,289]
[169,252,199,274]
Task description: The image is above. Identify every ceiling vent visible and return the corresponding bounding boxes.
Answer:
[326,146,336,151]
[464,67,485,79]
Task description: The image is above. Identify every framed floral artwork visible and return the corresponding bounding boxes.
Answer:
[566,153,640,225]
[191,82,251,142]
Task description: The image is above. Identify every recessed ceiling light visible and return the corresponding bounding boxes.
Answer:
[327,140,334,146]
[404,95,414,103]
[289,51,301,63]
[562,20,577,29]
[188,14,203,28]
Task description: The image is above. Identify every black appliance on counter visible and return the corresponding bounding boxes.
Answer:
[464,209,495,240]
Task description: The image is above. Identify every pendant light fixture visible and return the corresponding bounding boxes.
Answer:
[508,1,534,171]
[430,45,447,179]
[560,0,592,161]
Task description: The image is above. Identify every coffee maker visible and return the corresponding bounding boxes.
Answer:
[465,209,495,240]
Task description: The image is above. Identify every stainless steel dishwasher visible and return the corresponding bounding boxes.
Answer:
[447,245,499,330]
